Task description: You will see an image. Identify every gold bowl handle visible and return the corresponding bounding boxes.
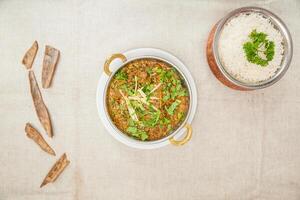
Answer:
[104,53,127,76]
[169,123,192,146]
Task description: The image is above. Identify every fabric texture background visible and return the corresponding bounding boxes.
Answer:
[0,0,300,199]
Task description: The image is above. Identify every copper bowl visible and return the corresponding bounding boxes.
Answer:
[206,7,293,90]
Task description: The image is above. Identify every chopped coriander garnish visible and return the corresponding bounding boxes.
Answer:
[243,29,275,67]
[167,124,172,132]
[165,100,181,116]
[177,112,185,121]
[127,126,137,134]
[163,93,170,102]
[160,117,171,125]
[126,126,148,141]
[128,119,136,127]
[143,110,161,127]
[120,84,134,96]
[146,67,152,75]
[142,84,154,95]
[140,131,148,141]
[115,70,128,80]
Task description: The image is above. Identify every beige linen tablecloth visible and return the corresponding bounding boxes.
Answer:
[1,0,300,199]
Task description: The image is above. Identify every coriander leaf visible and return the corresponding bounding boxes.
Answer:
[243,29,275,67]
[146,67,152,75]
[115,70,128,80]
[156,68,162,73]
[177,89,187,97]
[143,84,154,95]
[266,41,275,61]
[143,110,161,127]
[163,93,170,102]
[160,117,170,125]
[128,119,136,127]
[165,100,181,116]
[127,127,137,134]
[140,131,148,141]
[167,124,172,132]
[120,84,134,95]
[127,126,148,141]
[177,112,185,121]
[131,100,145,112]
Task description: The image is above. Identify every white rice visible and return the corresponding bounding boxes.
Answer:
[218,12,284,83]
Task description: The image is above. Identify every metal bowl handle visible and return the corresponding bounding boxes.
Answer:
[169,123,192,146]
[104,53,127,76]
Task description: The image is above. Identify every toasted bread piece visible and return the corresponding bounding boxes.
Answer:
[29,71,53,137]
[42,45,60,88]
[40,153,70,188]
[25,123,55,156]
[22,41,38,69]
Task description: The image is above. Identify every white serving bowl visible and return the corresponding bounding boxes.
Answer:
[97,48,197,149]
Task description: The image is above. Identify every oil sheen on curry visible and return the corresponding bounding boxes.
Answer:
[106,58,190,141]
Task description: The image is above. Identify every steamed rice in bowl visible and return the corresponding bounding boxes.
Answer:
[218,12,284,84]
[206,7,292,90]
